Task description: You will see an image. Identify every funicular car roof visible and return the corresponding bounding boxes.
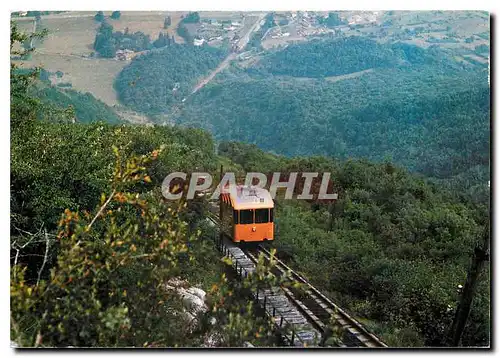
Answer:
[222,185,274,210]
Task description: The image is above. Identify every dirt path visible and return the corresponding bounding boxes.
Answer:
[188,12,266,97]
[325,69,374,83]
[190,53,237,95]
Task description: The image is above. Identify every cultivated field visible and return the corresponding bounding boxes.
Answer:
[102,11,187,44]
[16,14,98,55]
[12,10,489,107]
[13,11,190,106]
[23,54,127,106]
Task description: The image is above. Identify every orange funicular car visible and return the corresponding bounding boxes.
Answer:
[220,185,274,243]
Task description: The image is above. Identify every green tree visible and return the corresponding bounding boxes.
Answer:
[95,11,105,22]
[93,21,116,57]
[110,11,121,20]
[164,16,171,29]
[153,32,172,48]
[115,44,226,113]
[176,23,193,44]
[319,12,345,27]
[99,42,116,58]
[182,12,200,24]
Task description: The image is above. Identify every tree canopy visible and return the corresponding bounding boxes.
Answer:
[110,11,121,20]
[115,44,226,114]
[176,63,489,196]
[10,20,490,348]
[218,141,490,347]
[94,11,105,22]
[255,37,468,78]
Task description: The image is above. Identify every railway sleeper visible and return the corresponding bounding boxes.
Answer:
[217,238,321,346]
[212,222,385,347]
[257,246,387,348]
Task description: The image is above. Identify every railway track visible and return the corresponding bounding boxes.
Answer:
[206,212,387,348]
[247,245,387,347]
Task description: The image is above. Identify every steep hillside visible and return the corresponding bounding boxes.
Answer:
[115,44,227,114]
[218,141,490,347]
[254,37,472,78]
[177,63,489,188]
[34,85,123,124]
[10,20,490,349]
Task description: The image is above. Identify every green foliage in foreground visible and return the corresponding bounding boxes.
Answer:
[10,146,281,347]
[219,141,490,347]
[11,23,283,347]
[11,120,216,238]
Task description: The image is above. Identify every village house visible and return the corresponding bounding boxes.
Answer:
[115,49,135,61]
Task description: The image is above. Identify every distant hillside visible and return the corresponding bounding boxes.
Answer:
[11,18,490,349]
[253,37,469,78]
[109,36,489,192]
[34,85,123,124]
[177,60,490,189]
[115,44,227,114]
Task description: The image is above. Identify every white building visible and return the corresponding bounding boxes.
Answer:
[115,49,135,61]
[193,38,205,46]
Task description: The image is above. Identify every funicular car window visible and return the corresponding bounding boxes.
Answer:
[270,208,274,222]
[255,208,269,223]
[240,209,254,224]
[233,210,239,224]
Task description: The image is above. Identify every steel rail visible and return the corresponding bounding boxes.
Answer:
[255,245,387,348]
[206,212,387,347]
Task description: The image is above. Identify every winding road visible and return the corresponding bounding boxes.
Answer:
[189,12,267,97]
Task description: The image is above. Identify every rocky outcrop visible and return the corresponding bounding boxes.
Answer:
[163,278,214,334]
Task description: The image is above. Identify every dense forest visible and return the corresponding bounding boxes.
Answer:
[11,23,279,348]
[218,141,490,346]
[254,37,481,77]
[112,36,489,194]
[33,85,122,124]
[177,66,489,192]
[10,22,490,348]
[115,44,227,114]
[174,39,489,195]
[256,37,398,77]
